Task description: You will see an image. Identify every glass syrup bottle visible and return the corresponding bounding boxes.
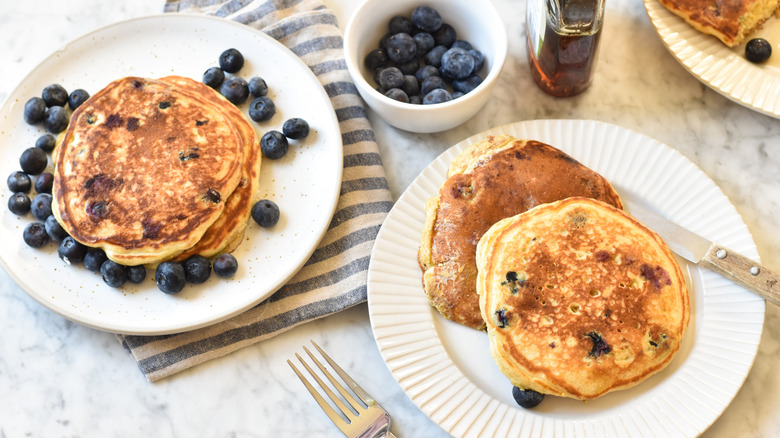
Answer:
[526,0,605,97]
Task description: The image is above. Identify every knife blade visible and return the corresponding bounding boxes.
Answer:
[625,200,780,306]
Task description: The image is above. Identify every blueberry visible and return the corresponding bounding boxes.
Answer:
[7,171,31,193]
[386,33,417,64]
[248,96,276,122]
[19,147,48,175]
[30,193,52,221]
[45,106,69,134]
[469,49,485,73]
[42,84,68,107]
[409,95,423,105]
[424,45,448,68]
[58,236,88,265]
[219,48,244,73]
[23,222,49,248]
[423,88,452,105]
[213,253,238,278]
[452,74,483,94]
[84,249,108,272]
[155,261,186,294]
[415,65,440,83]
[35,134,57,153]
[282,118,310,139]
[378,67,404,89]
[35,172,54,194]
[45,215,69,242]
[220,76,250,105]
[24,97,46,125]
[396,59,421,75]
[421,76,447,96]
[248,76,268,97]
[202,66,225,89]
[101,260,128,288]
[452,91,465,99]
[413,32,435,55]
[127,265,147,284]
[512,387,544,409]
[8,192,31,215]
[251,199,280,227]
[388,15,413,35]
[385,88,409,103]
[260,130,289,159]
[452,40,473,51]
[183,254,211,284]
[401,75,420,97]
[411,6,443,32]
[434,24,456,47]
[68,89,90,110]
[746,38,772,63]
[364,48,389,71]
[440,47,475,80]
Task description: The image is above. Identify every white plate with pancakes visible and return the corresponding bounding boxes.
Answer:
[0,15,342,335]
[644,0,780,119]
[367,119,765,437]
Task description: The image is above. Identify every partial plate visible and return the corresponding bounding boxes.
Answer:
[644,0,780,118]
[0,14,342,335]
[367,119,765,437]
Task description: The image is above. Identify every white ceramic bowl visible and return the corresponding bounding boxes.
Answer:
[344,0,507,133]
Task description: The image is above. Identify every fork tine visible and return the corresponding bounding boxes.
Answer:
[311,341,374,406]
[302,346,364,414]
[294,351,359,421]
[287,359,347,428]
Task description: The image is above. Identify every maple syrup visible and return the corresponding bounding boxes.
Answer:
[526,0,605,97]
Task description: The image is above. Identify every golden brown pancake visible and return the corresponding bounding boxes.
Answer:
[476,197,689,400]
[52,76,252,265]
[657,0,779,47]
[418,135,623,330]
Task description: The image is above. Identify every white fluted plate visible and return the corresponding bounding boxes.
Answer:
[644,0,780,118]
[367,119,765,437]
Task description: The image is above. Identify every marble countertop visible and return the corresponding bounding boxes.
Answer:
[2,0,779,436]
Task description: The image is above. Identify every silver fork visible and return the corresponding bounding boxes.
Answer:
[288,341,396,438]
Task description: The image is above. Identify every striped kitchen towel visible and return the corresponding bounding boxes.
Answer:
[117,0,393,382]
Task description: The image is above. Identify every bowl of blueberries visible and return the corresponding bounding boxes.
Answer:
[344,0,507,133]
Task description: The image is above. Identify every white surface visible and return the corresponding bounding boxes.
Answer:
[3,1,780,438]
[643,0,780,119]
[367,119,764,437]
[0,14,343,335]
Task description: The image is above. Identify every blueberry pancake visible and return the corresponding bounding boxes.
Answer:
[52,76,253,266]
[476,197,689,400]
[418,135,623,330]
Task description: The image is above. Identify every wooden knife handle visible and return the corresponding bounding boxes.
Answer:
[701,244,780,306]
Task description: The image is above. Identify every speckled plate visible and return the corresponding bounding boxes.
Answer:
[644,0,780,118]
[367,119,765,437]
[0,14,342,335]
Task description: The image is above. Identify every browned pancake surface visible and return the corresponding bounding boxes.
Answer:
[658,0,779,46]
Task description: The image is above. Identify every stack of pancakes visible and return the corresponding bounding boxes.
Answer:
[418,135,689,401]
[52,76,261,266]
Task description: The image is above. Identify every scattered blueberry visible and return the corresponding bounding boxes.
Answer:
[219,48,244,73]
[364,48,389,71]
[282,118,310,140]
[84,249,109,272]
[183,255,211,284]
[423,88,452,104]
[7,171,31,193]
[30,193,52,221]
[220,76,250,106]
[45,106,69,134]
[213,253,238,278]
[35,172,54,194]
[440,47,475,79]
[251,199,280,228]
[389,15,413,35]
[8,192,31,215]
[202,66,225,89]
[101,260,128,288]
[35,134,57,153]
[58,236,88,265]
[746,38,772,63]
[248,96,276,122]
[386,33,417,64]
[411,6,442,32]
[512,387,544,409]
[260,130,289,159]
[23,222,49,248]
[156,261,186,294]
[127,265,147,284]
[45,215,69,242]
[452,75,483,94]
[413,32,435,55]
[42,84,68,107]
[68,89,90,110]
[24,97,46,125]
[385,88,409,102]
[248,76,268,97]
[19,147,47,175]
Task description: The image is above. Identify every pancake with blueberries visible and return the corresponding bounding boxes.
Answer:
[476,197,689,400]
[418,135,623,330]
[52,76,252,266]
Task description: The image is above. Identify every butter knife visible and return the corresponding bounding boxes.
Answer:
[625,200,780,306]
